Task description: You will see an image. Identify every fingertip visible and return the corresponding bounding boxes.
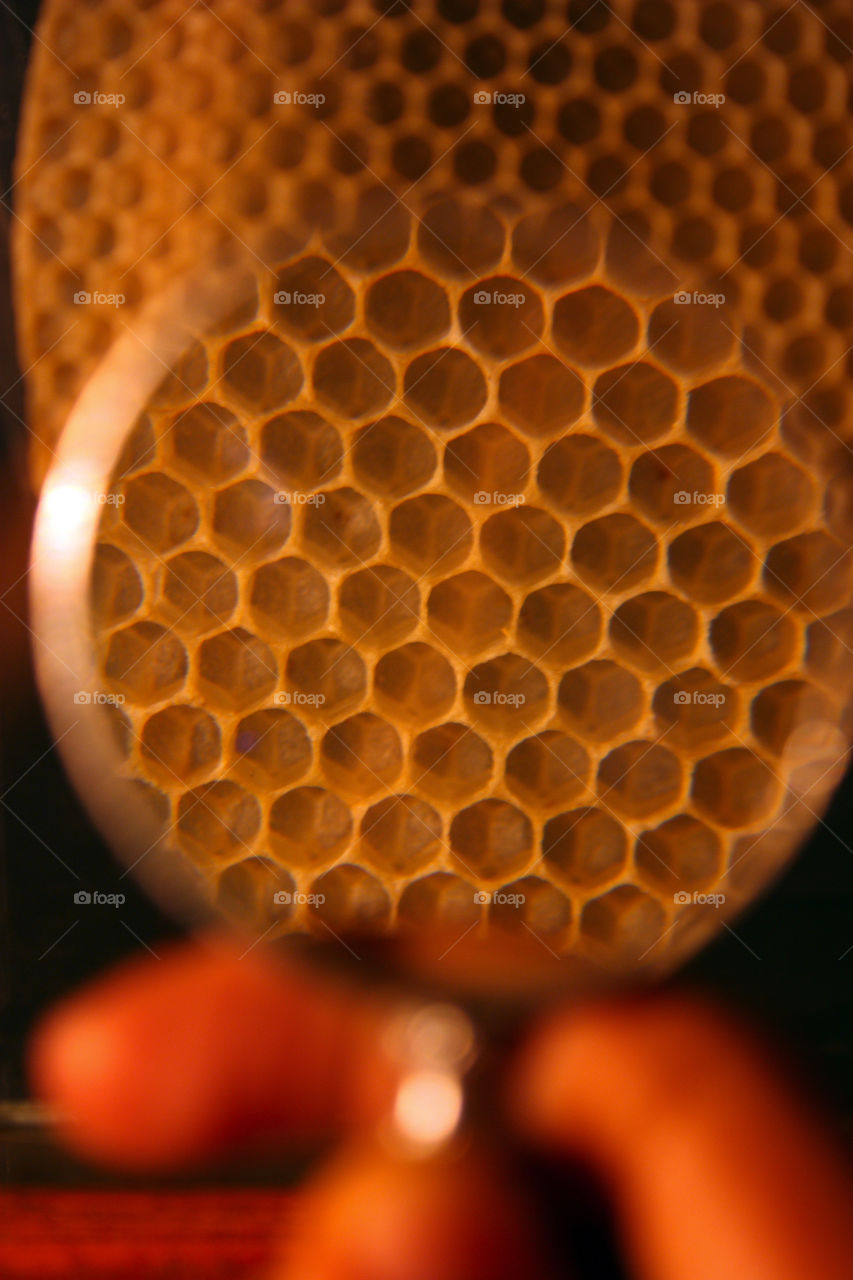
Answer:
[509,993,740,1150]
[28,937,393,1170]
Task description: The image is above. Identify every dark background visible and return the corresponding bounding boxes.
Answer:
[2,0,853,1185]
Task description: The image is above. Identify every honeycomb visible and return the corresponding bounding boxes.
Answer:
[17,0,853,974]
[72,195,853,975]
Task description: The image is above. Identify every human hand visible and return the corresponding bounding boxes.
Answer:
[30,935,853,1280]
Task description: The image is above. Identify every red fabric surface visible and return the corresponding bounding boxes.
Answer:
[0,1189,292,1279]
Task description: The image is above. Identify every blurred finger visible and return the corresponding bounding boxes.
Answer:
[29,934,396,1170]
[273,1140,556,1280]
[509,995,853,1280]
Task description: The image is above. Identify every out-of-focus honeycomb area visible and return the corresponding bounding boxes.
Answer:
[87,197,853,968]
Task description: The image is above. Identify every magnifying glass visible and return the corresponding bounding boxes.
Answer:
[29,193,853,1199]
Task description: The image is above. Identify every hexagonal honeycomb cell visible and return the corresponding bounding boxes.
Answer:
[217,859,296,931]
[764,532,853,615]
[593,361,679,445]
[91,544,143,625]
[272,255,354,342]
[580,885,668,961]
[353,416,437,499]
[104,622,187,704]
[167,402,248,484]
[404,347,486,430]
[389,494,472,576]
[231,709,311,789]
[572,513,658,593]
[458,277,544,359]
[59,117,853,971]
[489,876,571,942]
[449,799,533,882]
[398,872,481,933]
[176,780,261,863]
[691,748,780,829]
[303,488,382,568]
[161,551,237,634]
[140,705,221,786]
[220,332,302,414]
[444,422,530,506]
[374,643,456,725]
[552,285,640,368]
[197,628,278,708]
[338,565,420,647]
[542,808,628,890]
[465,654,550,730]
[537,435,622,516]
[710,601,800,682]
[269,787,352,870]
[313,338,394,420]
[635,815,724,892]
[321,713,403,799]
[653,669,739,754]
[412,722,493,802]
[597,741,683,819]
[481,506,566,585]
[360,794,443,876]
[668,523,756,604]
[628,445,718,526]
[309,863,391,933]
[516,584,602,668]
[122,472,199,553]
[364,270,451,351]
[505,732,589,809]
[609,592,700,673]
[286,638,366,719]
[558,660,645,742]
[727,453,815,538]
[687,376,777,458]
[260,410,343,493]
[250,558,329,639]
[428,571,513,655]
[211,480,291,558]
[498,353,585,438]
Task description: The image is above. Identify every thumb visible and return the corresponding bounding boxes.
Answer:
[508,994,853,1280]
[272,1140,558,1280]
